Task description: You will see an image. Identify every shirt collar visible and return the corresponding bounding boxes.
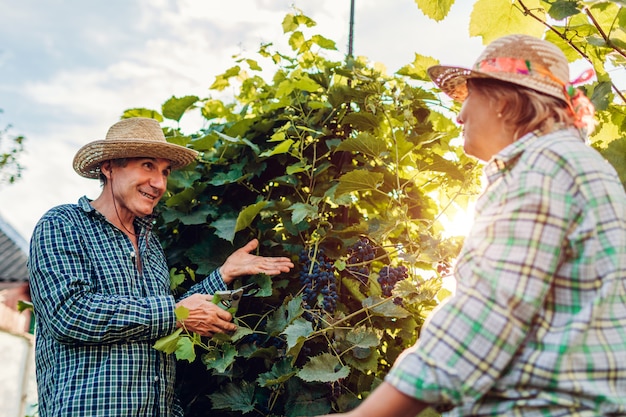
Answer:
[483,130,544,183]
[77,195,155,232]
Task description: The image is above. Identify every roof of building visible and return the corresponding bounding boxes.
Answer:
[0,213,29,284]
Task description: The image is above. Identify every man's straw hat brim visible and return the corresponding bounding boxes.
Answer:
[73,117,198,179]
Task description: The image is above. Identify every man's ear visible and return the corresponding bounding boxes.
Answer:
[100,161,113,177]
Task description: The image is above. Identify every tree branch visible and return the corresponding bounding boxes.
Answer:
[583,6,626,60]
[515,0,625,104]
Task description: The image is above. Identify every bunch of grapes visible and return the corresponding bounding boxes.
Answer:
[377,265,409,297]
[437,261,451,277]
[345,237,376,284]
[299,247,338,313]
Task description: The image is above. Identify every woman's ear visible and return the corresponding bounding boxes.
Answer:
[494,99,508,120]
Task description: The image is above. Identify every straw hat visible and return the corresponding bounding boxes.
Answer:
[73,117,199,179]
[428,34,571,103]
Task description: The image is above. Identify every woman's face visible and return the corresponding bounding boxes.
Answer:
[457,82,515,162]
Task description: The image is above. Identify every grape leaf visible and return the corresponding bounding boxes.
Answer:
[311,34,337,50]
[345,347,380,373]
[282,318,314,350]
[247,274,274,298]
[122,108,163,121]
[175,306,189,322]
[257,358,298,387]
[162,95,199,122]
[397,53,440,81]
[363,296,410,318]
[17,300,33,313]
[294,75,322,92]
[547,0,580,20]
[342,112,379,132]
[336,132,387,158]
[174,336,196,363]
[601,137,626,189]
[235,201,268,233]
[346,326,381,348]
[229,326,254,343]
[166,169,202,189]
[208,381,256,413]
[153,328,183,354]
[245,58,262,71]
[284,379,332,417]
[202,99,230,120]
[286,295,305,324]
[282,13,316,33]
[414,0,455,22]
[260,139,294,157]
[177,207,215,226]
[335,170,384,196]
[210,65,241,90]
[470,0,544,44]
[297,353,350,382]
[203,343,237,373]
[266,304,290,336]
[289,202,318,224]
[169,268,186,290]
[211,216,237,243]
[289,31,305,52]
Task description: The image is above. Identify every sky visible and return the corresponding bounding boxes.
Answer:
[0,0,483,242]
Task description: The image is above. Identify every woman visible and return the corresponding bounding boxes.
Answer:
[318,34,626,416]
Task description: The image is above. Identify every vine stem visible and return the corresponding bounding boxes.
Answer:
[515,0,626,104]
[309,296,394,338]
[583,7,626,60]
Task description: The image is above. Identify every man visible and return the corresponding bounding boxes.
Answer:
[28,117,294,416]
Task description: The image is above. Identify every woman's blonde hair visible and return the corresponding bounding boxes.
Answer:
[469,78,582,140]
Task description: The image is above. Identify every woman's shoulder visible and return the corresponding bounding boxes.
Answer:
[526,128,606,169]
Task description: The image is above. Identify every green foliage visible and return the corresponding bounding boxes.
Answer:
[470,0,545,42]
[144,10,478,416]
[0,110,26,187]
[17,300,34,313]
[414,0,456,22]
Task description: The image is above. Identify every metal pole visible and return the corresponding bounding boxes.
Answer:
[348,0,355,58]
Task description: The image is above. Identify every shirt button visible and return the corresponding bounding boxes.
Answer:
[154,376,160,382]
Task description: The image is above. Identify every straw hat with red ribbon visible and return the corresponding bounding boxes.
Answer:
[73,117,199,179]
[427,34,595,131]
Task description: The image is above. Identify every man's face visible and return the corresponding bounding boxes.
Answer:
[108,157,172,218]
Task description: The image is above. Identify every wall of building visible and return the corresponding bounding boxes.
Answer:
[0,325,36,417]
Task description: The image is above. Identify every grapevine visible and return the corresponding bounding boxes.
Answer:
[149,7,487,416]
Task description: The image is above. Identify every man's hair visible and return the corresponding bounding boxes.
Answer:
[99,158,129,185]
[468,78,575,140]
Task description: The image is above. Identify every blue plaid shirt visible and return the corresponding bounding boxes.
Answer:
[28,196,226,416]
[386,128,626,416]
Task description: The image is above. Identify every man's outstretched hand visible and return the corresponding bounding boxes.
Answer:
[219,239,294,283]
